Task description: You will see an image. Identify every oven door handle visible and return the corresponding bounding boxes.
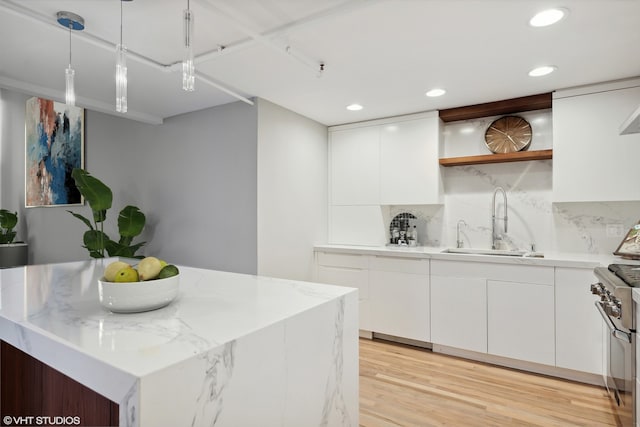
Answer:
[595,301,632,343]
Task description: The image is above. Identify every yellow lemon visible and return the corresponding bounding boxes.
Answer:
[114,266,139,283]
[104,261,131,282]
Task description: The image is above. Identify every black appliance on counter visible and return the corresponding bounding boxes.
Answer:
[592,264,640,427]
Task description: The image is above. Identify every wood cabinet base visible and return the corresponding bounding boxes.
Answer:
[1,341,118,427]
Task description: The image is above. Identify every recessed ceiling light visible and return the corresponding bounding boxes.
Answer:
[529,65,557,77]
[346,103,363,111]
[426,88,446,97]
[529,8,567,27]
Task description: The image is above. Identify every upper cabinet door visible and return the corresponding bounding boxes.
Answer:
[379,115,443,205]
[329,126,380,205]
[553,82,640,202]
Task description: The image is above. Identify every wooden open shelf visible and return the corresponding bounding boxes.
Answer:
[439,149,553,167]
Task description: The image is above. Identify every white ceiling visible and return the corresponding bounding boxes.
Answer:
[1,0,639,126]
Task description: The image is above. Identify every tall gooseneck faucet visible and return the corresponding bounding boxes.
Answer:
[492,187,508,249]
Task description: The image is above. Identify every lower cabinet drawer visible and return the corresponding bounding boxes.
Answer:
[316,264,371,331]
[369,270,429,342]
[431,275,487,353]
[487,280,555,366]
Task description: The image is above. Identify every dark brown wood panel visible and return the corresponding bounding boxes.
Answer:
[1,340,118,427]
[1,340,43,417]
[439,93,553,122]
[439,149,553,167]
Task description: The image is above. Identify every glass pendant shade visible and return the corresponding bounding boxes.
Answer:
[57,11,84,106]
[65,66,76,105]
[116,44,128,113]
[182,8,195,91]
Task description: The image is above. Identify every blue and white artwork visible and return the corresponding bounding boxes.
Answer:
[25,97,84,207]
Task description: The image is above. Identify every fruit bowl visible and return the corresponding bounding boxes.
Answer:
[98,274,180,313]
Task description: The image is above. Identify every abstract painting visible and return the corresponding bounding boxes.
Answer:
[25,97,84,207]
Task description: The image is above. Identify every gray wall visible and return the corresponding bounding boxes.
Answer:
[1,88,258,274]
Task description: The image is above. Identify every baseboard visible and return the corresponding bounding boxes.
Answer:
[432,344,605,387]
[358,332,604,387]
[370,332,433,350]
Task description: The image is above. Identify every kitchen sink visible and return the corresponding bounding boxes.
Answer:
[441,248,528,257]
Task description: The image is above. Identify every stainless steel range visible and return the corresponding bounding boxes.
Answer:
[592,264,640,427]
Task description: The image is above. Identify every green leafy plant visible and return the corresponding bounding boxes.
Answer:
[0,209,18,244]
[68,168,146,258]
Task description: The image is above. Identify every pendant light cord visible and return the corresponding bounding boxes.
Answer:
[68,25,72,67]
[120,0,123,45]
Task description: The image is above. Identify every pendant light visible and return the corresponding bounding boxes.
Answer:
[56,11,85,106]
[182,0,195,91]
[116,0,132,113]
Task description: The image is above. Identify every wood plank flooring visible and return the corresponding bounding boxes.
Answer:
[359,338,618,427]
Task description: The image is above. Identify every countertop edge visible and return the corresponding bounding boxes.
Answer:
[314,244,626,269]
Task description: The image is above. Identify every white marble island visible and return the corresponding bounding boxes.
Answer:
[0,259,359,427]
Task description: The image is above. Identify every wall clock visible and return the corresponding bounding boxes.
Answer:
[484,115,532,154]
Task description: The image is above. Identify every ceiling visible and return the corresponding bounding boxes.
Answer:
[1,0,639,126]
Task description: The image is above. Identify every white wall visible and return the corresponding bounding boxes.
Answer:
[257,99,328,281]
[0,88,258,273]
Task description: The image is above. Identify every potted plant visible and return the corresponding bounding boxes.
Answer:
[0,209,28,268]
[68,168,146,258]
[0,209,18,244]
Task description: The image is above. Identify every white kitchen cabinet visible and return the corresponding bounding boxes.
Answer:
[316,252,371,330]
[368,256,430,342]
[431,275,487,353]
[555,268,602,375]
[328,205,386,246]
[329,125,380,205]
[328,112,442,207]
[379,114,442,205]
[487,280,555,366]
[431,259,555,365]
[553,80,640,202]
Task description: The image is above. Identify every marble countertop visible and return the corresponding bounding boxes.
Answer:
[314,244,636,268]
[0,258,356,404]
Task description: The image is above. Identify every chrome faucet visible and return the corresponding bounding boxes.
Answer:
[456,220,467,248]
[491,187,508,249]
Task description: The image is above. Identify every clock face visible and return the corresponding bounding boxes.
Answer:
[484,116,532,154]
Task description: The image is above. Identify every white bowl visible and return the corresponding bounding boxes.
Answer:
[98,274,180,313]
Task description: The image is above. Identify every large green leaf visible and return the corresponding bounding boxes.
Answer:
[0,231,16,244]
[67,210,94,230]
[82,229,111,254]
[0,209,18,230]
[107,241,146,258]
[71,169,113,219]
[118,205,146,238]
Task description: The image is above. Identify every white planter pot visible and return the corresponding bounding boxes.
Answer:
[0,243,28,268]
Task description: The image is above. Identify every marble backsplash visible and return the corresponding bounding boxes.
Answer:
[385,160,640,255]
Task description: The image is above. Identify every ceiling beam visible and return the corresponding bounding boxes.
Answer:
[439,93,553,122]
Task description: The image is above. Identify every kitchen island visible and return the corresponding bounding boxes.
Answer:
[0,259,358,427]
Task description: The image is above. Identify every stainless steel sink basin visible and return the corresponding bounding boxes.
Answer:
[441,248,527,257]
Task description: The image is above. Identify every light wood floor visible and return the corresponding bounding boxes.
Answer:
[359,338,618,427]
